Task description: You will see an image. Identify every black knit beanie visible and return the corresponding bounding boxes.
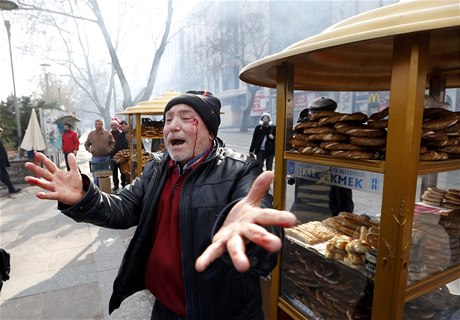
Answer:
[164,90,221,137]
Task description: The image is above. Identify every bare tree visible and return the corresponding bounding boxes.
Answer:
[180,1,270,131]
[17,0,173,125]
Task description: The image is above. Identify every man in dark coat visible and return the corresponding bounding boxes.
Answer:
[0,128,21,194]
[24,91,296,320]
[111,120,129,190]
[249,112,276,171]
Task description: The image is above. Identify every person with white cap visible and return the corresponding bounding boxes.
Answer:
[24,90,296,320]
[249,112,276,171]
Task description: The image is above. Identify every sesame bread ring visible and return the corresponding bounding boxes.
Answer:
[367,119,388,129]
[436,145,460,154]
[320,141,364,151]
[318,114,345,126]
[319,112,368,126]
[292,133,311,140]
[422,112,457,130]
[341,112,368,123]
[308,133,349,141]
[303,127,336,134]
[289,138,318,148]
[445,193,460,203]
[369,106,389,121]
[349,136,386,147]
[301,146,328,155]
[419,150,449,160]
[421,130,449,141]
[421,193,443,203]
[442,202,460,209]
[330,150,377,159]
[314,260,341,285]
[425,138,458,147]
[445,122,460,136]
[422,199,442,206]
[424,189,446,199]
[310,110,340,121]
[294,121,318,132]
[423,107,450,118]
[344,127,387,138]
[427,186,448,194]
[333,122,354,131]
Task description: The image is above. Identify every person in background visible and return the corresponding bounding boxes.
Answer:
[109,120,122,191]
[111,120,129,191]
[24,90,296,320]
[61,122,80,171]
[249,112,276,171]
[84,119,115,187]
[0,128,21,194]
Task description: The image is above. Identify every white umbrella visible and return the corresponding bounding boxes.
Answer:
[20,108,46,151]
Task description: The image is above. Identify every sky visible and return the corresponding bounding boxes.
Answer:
[0,0,197,100]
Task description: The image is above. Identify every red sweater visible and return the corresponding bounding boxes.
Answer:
[61,130,80,154]
[145,149,211,316]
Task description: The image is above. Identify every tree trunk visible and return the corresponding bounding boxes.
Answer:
[240,85,258,132]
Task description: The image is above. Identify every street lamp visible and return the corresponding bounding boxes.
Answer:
[1,1,21,146]
[40,63,51,102]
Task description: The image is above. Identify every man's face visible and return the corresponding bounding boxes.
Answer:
[120,123,128,132]
[95,121,103,131]
[111,122,118,131]
[163,104,213,165]
[64,125,71,132]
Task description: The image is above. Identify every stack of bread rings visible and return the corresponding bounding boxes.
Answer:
[291,110,386,159]
[282,239,371,319]
[421,108,460,160]
[290,106,460,160]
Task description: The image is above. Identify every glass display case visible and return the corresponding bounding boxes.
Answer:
[239,1,459,319]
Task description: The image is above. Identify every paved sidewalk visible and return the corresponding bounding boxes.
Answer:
[0,144,154,319]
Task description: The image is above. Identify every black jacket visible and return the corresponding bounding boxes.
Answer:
[249,125,276,155]
[0,140,10,169]
[112,131,129,156]
[59,139,280,320]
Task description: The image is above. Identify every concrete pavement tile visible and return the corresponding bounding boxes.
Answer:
[0,230,20,247]
[48,246,95,271]
[8,244,50,276]
[108,291,154,320]
[41,283,104,320]
[91,238,127,272]
[97,269,154,319]
[0,263,98,300]
[28,230,92,252]
[0,292,44,319]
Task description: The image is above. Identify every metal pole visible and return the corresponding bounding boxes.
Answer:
[4,19,22,145]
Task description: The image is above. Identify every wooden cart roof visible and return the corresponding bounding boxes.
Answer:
[239,0,460,91]
[117,90,181,115]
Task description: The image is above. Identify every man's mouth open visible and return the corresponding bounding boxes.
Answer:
[170,139,186,147]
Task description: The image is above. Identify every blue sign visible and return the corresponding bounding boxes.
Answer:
[287,160,383,194]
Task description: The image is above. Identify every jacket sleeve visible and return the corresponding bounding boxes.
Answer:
[249,126,259,153]
[84,134,91,153]
[58,165,153,229]
[211,159,281,277]
[108,133,115,153]
[73,132,80,152]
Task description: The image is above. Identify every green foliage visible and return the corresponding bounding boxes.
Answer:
[0,94,61,148]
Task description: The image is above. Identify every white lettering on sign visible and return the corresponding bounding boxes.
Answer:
[287,161,383,194]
